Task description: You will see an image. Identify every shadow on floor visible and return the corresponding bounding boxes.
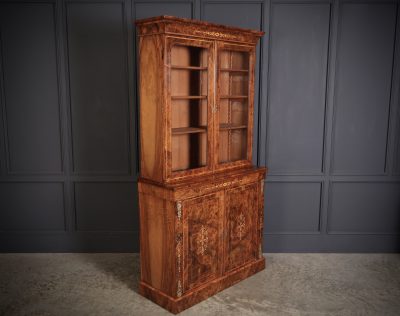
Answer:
[78,253,141,293]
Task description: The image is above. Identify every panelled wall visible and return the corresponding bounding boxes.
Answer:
[0,0,399,252]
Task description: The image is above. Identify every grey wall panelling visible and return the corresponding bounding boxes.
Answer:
[0,0,399,252]
[0,0,139,252]
[0,3,62,174]
[267,3,330,174]
[66,2,131,175]
[264,0,400,252]
[134,1,194,19]
[328,182,400,234]
[265,182,322,233]
[331,2,396,175]
[0,182,65,231]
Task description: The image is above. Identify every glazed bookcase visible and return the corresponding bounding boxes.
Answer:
[136,16,266,314]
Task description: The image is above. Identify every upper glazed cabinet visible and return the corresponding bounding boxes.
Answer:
[137,16,263,183]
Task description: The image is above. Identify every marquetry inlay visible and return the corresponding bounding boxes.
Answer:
[194,30,237,40]
[176,200,183,297]
[176,234,182,272]
[176,201,182,220]
[237,212,246,240]
[197,225,209,255]
[177,280,183,298]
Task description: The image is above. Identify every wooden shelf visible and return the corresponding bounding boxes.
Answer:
[171,65,208,70]
[220,95,248,99]
[219,68,248,73]
[172,126,207,135]
[172,95,207,100]
[219,123,247,131]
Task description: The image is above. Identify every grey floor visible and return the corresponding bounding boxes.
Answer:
[1,254,399,316]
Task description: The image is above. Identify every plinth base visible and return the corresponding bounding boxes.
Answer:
[139,257,265,314]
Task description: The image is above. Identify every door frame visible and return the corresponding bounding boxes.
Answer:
[214,42,256,171]
[165,36,215,180]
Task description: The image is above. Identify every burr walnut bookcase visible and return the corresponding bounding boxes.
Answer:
[136,16,266,314]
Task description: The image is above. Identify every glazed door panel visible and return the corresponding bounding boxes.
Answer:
[166,37,215,179]
[225,183,258,271]
[182,192,223,290]
[215,42,255,170]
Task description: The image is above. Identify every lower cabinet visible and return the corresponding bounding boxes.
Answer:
[181,182,260,290]
[138,168,266,314]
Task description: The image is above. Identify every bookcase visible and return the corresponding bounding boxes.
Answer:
[136,16,266,313]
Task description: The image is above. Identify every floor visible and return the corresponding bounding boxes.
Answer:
[0,254,399,316]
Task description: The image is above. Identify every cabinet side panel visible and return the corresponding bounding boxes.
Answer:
[139,35,164,182]
[139,182,175,295]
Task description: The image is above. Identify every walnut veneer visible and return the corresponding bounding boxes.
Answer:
[136,15,266,314]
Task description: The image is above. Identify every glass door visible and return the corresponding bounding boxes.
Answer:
[215,43,255,169]
[166,38,214,178]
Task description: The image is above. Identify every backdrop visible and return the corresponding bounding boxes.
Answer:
[0,0,399,252]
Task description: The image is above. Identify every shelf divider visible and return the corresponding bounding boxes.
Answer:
[171,95,207,100]
[219,68,249,73]
[219,95,248,99]
[219,123,247,131]
[172,126,207,135]
[171,65,208,70]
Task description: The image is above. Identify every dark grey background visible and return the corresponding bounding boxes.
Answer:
[0,0,399,252]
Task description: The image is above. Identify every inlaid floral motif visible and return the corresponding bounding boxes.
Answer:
[237,212,246,240]
[197,225,209,255]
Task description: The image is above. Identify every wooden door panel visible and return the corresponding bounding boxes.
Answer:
[225,183,258,271]
[183,193,222,290]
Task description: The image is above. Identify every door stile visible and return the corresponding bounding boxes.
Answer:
[208,40,216,173]
[247,48,256,164]
[212,40,219,172]
[163,35,169,182]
